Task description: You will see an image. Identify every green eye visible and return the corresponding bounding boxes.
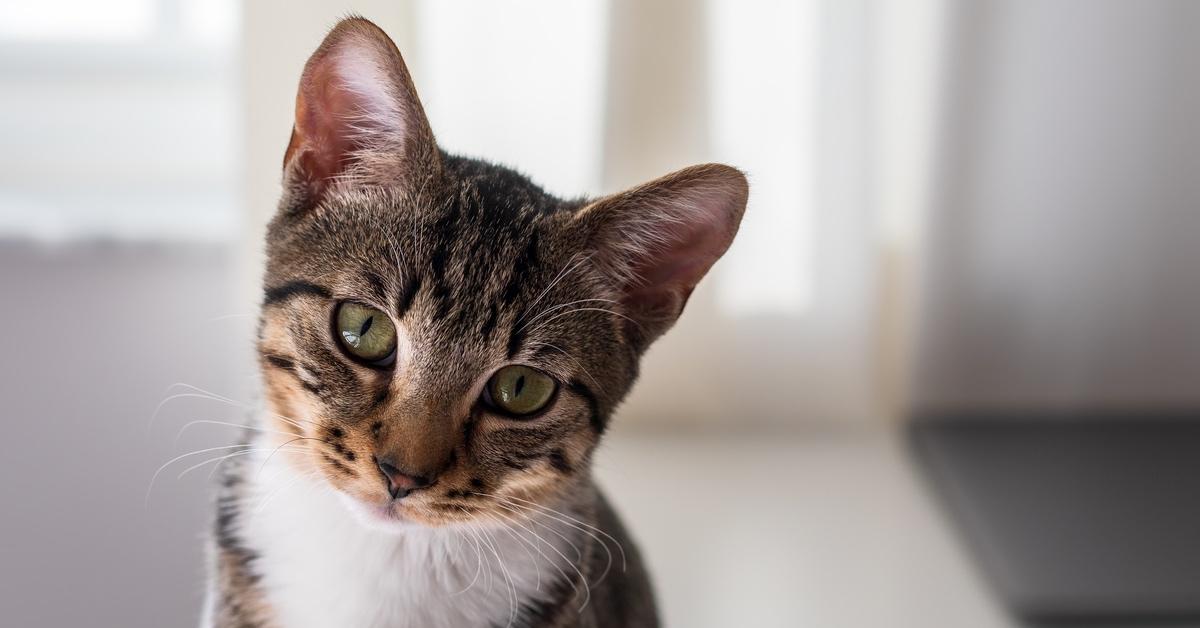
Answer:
[335,302,397,365]
[486,365,557,417]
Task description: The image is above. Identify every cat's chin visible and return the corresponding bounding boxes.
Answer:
[336,492,429,533]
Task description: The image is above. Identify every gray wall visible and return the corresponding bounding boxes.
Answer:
[916,0,1200,411]
[0,243,248,626]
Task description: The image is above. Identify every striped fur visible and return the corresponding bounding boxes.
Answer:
[206,16,746,628]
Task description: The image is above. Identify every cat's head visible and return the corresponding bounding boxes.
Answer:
[258,18,747,529]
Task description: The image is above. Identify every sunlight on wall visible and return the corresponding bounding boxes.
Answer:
[707,0,815,315]
[413,0,609,199]
[179,0,239,45]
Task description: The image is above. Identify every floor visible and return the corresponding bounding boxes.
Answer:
[0,242,1014,627]
[597,426,1012,628]
[913,416,1200,625]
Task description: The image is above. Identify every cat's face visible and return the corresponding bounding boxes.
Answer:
[257,18,746,530]
[259,175,627,528]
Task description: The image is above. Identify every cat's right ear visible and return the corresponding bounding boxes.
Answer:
[282,17,439,212]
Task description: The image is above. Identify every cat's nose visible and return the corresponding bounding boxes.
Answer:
[376,457,435,499]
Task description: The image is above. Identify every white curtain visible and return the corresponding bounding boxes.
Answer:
[0,0,241,241]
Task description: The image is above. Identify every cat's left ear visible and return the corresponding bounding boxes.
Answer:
[282,17,439,212]
[576,163,748,350]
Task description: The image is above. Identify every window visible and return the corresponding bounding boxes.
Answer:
[708,0,816,315]
[0,0,240,241]
[413,0,608,201]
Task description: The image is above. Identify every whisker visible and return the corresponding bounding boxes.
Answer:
[479,524,519,628]
[473,520,514,612]
[483,506,576,595]
[518,253,591,324]
[518,297,618,332]
[206,313,256,322]
[173,419,299,448]
[489,492,626,575]
[149,382,315,433]
[487,497,592,612]
[149,389,240,431]
[376,210,407,291]
[449,525,467,571]
[256,436,328,477]
[450,518,486,596]
[481,510,545,594]
[174,446,285,481]
[257,412,312,432]
[253,469,320,515]
[145,443,254,507]
[521,306,643,341]
[464,520,496,595]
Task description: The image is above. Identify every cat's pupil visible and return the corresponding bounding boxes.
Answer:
[359,316,374,336]
[514,375,526,397]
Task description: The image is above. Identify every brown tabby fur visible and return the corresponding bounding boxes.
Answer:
[208,16,746,628]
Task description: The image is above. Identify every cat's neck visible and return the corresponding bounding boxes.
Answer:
[234,433,589,628]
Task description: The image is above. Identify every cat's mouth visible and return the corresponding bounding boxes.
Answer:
[335,486,495,531]
[336,491,428,530]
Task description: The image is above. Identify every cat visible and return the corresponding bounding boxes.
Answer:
[204,16,747,628]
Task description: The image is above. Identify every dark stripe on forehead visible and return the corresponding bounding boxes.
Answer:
[500,231,538,306]
[568,379,604,434]
[430,274,454,321]
[263,280,331,306]
[428,199,460,285]
[479,303,500,341]
[397,275,422,318]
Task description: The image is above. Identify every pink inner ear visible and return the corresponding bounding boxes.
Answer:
[286,33,409,193]
[630,224,725,291]
[292,68,358,185]
[583,164,747,343]
[619,199,734,327]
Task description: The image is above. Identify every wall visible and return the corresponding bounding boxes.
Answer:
[915,0,1200,412]
[0,243,242,626]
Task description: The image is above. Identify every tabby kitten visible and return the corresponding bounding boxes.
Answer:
[205,17,747,628]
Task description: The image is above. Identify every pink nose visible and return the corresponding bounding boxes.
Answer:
[376,457,434,499]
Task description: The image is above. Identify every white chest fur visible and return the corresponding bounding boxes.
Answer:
[232,447,581,628]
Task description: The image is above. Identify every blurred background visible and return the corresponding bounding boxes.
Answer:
[2,0,1198,626]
